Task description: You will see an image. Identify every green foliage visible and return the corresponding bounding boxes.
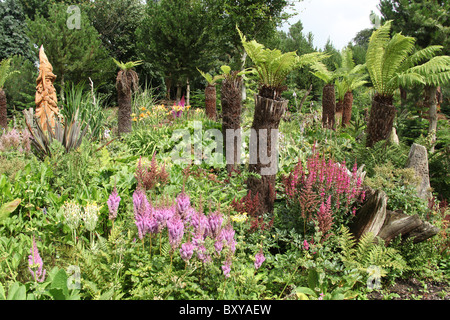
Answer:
[0,57,20,89]
[238,26,326,93]
[0,0,35,62]
[337,226,407,282]
[365,20,423,97]
[364,161,428,215]
[26,3,114,91]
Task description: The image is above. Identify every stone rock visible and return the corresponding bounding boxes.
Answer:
[390,127,399,145]
[405,143,432,201]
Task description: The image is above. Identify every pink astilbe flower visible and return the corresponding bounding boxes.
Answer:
[303,239,309,251]
[207,211,223,238]
[222,258,232,278]
[28,236,46,283]
[133,189,150,239]
[180,241,194,261]
[107,187,121,221]
[167,215,184,250]
[176,192,190,216]
[254,250,265,270]
[316,195,334,239]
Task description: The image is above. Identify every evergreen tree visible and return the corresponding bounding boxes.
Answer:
[26,3,113,100]
[0,0,35,62]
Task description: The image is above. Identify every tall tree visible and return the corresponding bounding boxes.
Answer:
[26,3,113,100]
[137,0,216,101]
[86,0,144,63]
[0,0,35,62]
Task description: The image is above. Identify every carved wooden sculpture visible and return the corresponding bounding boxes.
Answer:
[35,45,59,132]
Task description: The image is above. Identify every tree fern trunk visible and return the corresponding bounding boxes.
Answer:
[322,84,335,129]
[248,94,287,215]
[425,85,438,152]
[117,77,132,137]
[366,94,396,148]
[0,89,7,129]
[342,91,353,127]
[221,74,242,173]
[205,84,217,121]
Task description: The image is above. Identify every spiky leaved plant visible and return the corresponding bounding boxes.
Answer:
[113,59,142,136]
[0,58,20,129]
[364,20,447,147]
[238,26,326,215]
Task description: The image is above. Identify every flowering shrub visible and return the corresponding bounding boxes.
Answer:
[0,128,31,153]
[282,146,365,238]
[132,188,237,278]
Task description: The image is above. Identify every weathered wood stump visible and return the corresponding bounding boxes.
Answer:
[350,188,439,245]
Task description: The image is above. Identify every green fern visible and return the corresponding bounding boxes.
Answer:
[366,20,423,97]
[237,26,326,91]
[112,58,142,71]
[337,226,407,279]
[0,58,20,89]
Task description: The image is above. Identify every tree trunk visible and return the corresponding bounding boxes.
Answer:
[322,84,335,129]
[60,73,65,104]
[350,189,439,245]
[248,94,287,215]
[117,72,134,137]
[221,74,242,173]
[366,94,396,148]
[299,84,313,113]
[335,100,343,124]
[399,86,407,109]
[425,85,438,152]
[0,89,7,129]
[186,78,190,106]
[205,84,217,121]
[342,91,354,127]
[165,76,172,100]
[176,83,182,104]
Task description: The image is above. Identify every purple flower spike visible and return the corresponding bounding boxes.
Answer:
[107,187,121,220]
[254,250,265,270]
[28,236,46,283]
[208,211,223,238]
[179,242,194,261]
[176,192,191,215]
[222,258,232,278]
[167,215,184,249]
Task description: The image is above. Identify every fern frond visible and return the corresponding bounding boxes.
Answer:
[0,58,20,89]
[310,61,335,84]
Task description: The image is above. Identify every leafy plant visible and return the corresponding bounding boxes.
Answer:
[23,108,93,160]
[337,226,407,284]
[237,26,325,99]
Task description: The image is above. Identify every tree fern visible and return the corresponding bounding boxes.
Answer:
[366,20,424,97]
[237,26,325,92]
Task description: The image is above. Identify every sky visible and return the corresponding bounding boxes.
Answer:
[281,0,381,50]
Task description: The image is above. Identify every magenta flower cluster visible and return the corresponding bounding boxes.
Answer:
[283,146,365,235]
[107,187,121,221]
[132,188,237,277]
[28,236,46,283]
